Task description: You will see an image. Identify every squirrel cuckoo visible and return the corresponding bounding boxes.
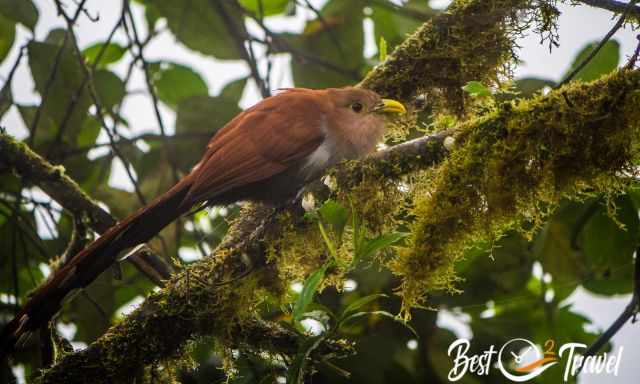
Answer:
[0,87,405,354]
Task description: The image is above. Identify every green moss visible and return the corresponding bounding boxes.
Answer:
[360,0,560,114]
[391,70,640,318]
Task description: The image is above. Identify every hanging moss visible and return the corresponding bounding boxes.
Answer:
[391,70,640,318]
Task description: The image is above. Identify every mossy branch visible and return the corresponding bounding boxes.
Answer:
[31,0,565,378]
[394,69,640,314]
[0,132,172,284]
[359,0,536,112]
[40,67,640,380]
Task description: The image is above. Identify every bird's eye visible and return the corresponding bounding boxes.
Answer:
[351,102,363,113]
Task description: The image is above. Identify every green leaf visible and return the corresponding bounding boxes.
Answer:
[238,0,291,16]
[27,40,91,145]
[579,196,638,295]
[340,310,419,339]
[0,0,38,31]
[0,13,15,63]
[143,2,161,31]
[286,335,327,384]
[531,201,587,301]
[292,264,328,323]
[219,76,248,102]
[564,40,620,83]
[18,104,58,148]
[153,63,208,109]
[176,95,240,134]
[287,1,364,88]
[93,70,126,110]
[45,28,67,45]
[82,42,126,69]
[461,81,492,97]
[147,0,242,59]
[514,77,555,97]
[175,95,241,170]
[76,117,101,147]
[354,232,408,266]
[318,200,349,241]
[378,36,387,62]
[370,0,433,50]
[341,293,387,320]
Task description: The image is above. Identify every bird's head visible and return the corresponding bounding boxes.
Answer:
[323,87,406,156]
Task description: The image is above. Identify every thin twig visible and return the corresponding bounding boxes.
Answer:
[237,7,361,80]
[54,0,148,205]
[29,0,88,146]
[123,0,181,184]
[0,45,26,109]
[62,131,212,157]
[558,0,638,87]
[212,0,270,98]
[625,34,640,69]
[298,0,346,61]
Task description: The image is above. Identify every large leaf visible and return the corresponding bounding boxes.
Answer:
[238,0,291,16]
[82,42,127,69]
[93,69,126,110]
[0,13,15,63]
[18,104,58,148]
[513,77,555,98]
[0,0,38,31]
[563,40,620,83]
[147,0,242,59]
[27,40,91,146]
[219,76,248,102]
[578,196,638,295]
[174,95,240,170]
[175,95,240,134]
[318,200,349,241]
[370,0,434,51]
[153,63,208,109]
[531,201,589,301]
[287,0,365,88]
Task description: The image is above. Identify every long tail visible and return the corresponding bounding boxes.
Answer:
[1,176,195,355]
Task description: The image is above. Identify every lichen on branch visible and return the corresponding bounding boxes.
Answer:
[392,69,640,317]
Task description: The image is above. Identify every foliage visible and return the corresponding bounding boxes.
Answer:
[0,1,638,383]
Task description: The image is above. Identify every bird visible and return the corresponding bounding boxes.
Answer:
[0,86,405,354]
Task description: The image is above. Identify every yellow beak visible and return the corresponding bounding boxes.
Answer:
[376,98,406,114]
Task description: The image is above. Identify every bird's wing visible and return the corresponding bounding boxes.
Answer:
[184,91,326,204]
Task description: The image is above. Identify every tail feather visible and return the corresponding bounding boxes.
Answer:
[0,177,194,355]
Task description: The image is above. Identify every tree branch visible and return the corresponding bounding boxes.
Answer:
[0,132,173,285]
[38,67,640,381]
[577,0,640,19]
